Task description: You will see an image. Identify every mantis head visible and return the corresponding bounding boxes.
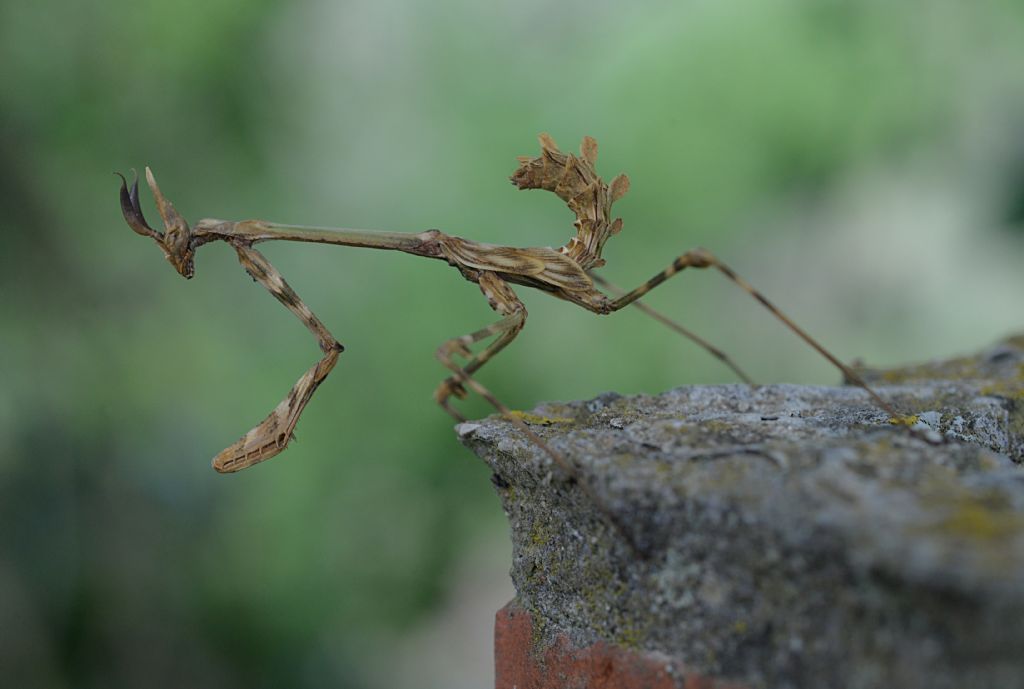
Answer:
[118,167,195,279]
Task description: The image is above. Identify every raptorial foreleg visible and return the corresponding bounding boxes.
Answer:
[212,244,345,472]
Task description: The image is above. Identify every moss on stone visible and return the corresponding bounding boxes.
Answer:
[507,410,575,426]
[463,332,1024,689]
[937,499,1021,541]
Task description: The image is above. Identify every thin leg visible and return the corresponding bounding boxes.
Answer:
[589,272,754,384]
[438,349,645,547]
[605,248,897,417]
[434,274,641,551]
[434,313,526,421]
[432,273,574,472]
[433,272,528,420]
[212,244,345,473]
[437,353,566,473]
[436,311,643,552]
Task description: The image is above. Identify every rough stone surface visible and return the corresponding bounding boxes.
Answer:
[461,334,1024,689]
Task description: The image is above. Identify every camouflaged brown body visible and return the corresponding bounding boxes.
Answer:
[119,132,896,484]
[435,234,606,309]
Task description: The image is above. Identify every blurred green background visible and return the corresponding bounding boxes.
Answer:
[3,0,1024,687]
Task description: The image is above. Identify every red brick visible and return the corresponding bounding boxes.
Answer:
[495,602,747,689]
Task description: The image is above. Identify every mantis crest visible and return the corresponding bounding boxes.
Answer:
[119,133,897,486]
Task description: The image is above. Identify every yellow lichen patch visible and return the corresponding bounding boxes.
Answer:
[699,419,734,435]
[1001,334,1024,351]
[614,623,643,650]
[506,410,574,425]
[528,609,548,650]
[879,368,916,383]
[528,519,552,548]
[612,452,640,470]
[869,356,985,384]
[979,379,1024,402]
[889,414,920,427]
[1008,407,1024,443]
[938,500,1022,541]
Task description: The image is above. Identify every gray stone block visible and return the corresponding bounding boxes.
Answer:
[460,335,1024,689]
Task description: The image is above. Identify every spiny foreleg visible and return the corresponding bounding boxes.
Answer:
[212,244,345,472]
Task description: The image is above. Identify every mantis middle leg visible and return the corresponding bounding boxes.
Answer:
[434,272,528,420]
[436,272,643,549]
[434,318,525,422]
[432,273,579,476]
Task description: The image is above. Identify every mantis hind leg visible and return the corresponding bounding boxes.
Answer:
[600,247,897,417]
[588,271,754,384]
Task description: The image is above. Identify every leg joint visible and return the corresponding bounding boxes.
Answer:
[683,247,714,268]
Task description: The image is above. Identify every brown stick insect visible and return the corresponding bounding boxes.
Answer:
[118,133,899,489]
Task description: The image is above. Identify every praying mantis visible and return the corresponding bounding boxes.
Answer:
[119,133,898,488]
